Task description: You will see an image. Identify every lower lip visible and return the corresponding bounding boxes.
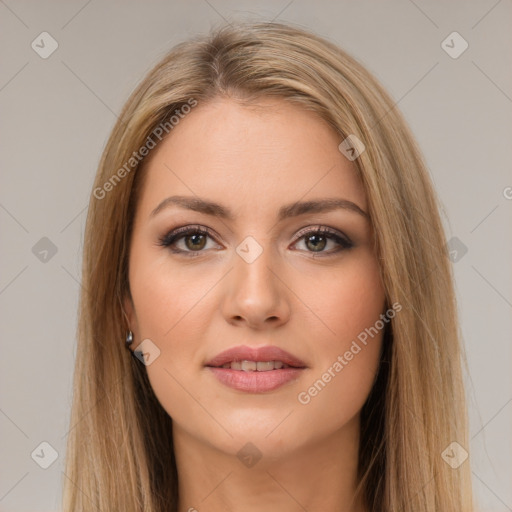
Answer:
[207,367,305,393]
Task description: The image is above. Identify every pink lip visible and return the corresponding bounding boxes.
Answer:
[207,366,305,393]
[205,345,307,393]
[205,345,307,368]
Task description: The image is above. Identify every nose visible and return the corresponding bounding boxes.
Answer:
[220,239,291,330]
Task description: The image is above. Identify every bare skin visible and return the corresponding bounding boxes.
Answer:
[124,96,386,512]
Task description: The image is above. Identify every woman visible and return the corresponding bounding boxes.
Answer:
[62,20,474,512]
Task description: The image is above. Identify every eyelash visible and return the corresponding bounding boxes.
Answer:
[157,224,353,258]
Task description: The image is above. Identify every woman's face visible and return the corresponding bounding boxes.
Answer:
[124,96,386,460]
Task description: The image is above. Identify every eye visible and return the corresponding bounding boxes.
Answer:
[157,225,353,257]
[291,226,353,256]
[157,225,220,256]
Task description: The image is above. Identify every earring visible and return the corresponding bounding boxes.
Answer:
[125,330,133,347]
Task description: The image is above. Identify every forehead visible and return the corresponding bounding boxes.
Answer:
[135,96,367,221]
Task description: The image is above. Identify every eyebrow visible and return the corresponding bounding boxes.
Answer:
[150,195,369,221]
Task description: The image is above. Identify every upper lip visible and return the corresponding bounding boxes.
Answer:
[205,345,307,368]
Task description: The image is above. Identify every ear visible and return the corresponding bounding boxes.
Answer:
[122,292,137,333]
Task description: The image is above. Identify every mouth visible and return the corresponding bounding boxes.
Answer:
[205,345,307,393]
[211,360,299,371]
[205,344,307,369]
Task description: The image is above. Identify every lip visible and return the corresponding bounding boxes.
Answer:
[205,345,307,393]
[205,345,307,369]
[207,366,305,393]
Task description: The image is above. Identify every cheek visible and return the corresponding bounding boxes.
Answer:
[128,252,222,415]
[291,252,386,422]
[129,251,216,340]
[296,250,386,351]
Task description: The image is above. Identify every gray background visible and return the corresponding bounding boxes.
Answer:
[1,1,511,511]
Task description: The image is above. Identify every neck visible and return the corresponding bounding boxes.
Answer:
[173,415,366,512]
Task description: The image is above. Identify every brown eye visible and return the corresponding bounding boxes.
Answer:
[184,232,207,251]
[158,226,218,256]
[158,225,353,258]
[304,233,327,252]
[292,227,353,256]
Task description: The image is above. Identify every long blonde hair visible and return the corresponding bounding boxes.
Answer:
[62,20,474,512]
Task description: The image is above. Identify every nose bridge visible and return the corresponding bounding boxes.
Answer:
[222,232,289,326]
[234,233,278,298]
